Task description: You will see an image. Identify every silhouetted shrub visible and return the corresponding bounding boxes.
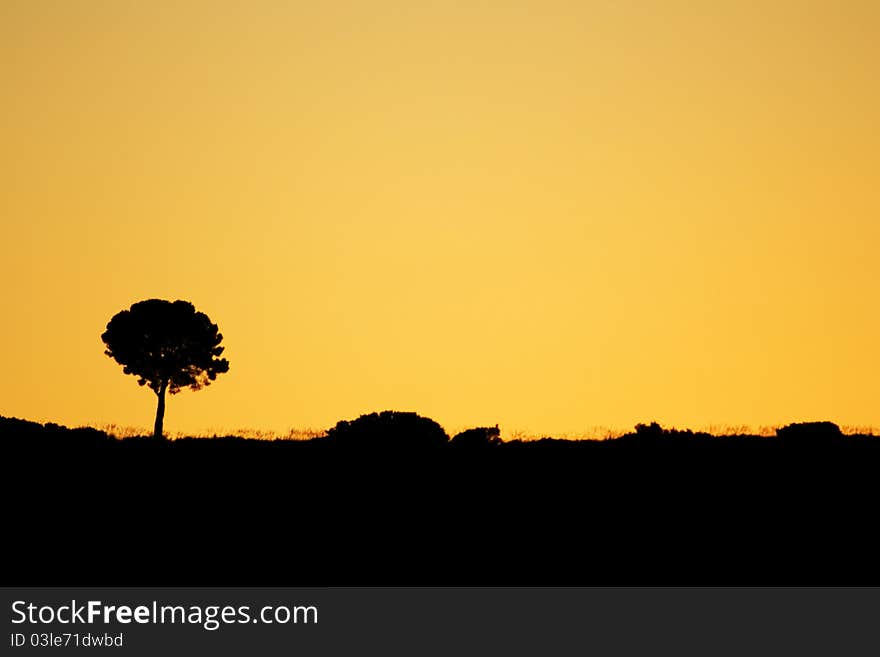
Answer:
[634,422,665,439]
[451,426,502,448]
[621,422,702,448]
[0,416,44,438]
[326,411,449,450]
[68,426,113,445]
[776,421,843,445]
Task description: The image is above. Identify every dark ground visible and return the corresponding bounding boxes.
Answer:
[3,416,878,586]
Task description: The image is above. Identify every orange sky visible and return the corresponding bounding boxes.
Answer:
[2,1,878,437]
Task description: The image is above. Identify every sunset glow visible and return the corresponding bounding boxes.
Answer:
[2,1,878,436]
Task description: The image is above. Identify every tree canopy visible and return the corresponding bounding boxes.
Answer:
[102,299,229,437]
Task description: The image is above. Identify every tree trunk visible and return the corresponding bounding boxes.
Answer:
[154,382,168,440]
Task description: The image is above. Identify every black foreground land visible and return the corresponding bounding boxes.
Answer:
[3,415,878,586]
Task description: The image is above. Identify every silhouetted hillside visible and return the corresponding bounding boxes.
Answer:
[3,414,879,586]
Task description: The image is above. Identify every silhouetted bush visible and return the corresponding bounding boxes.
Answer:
[776,421,843,445]
[325,410,449,450]
[634,422,665,439]
[451,426,502,448]
[1,416,112,449]
[1,416,44,437]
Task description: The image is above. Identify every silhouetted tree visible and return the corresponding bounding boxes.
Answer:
[101,299,229,439]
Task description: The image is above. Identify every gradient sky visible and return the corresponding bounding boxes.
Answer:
[2,1,878,437]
